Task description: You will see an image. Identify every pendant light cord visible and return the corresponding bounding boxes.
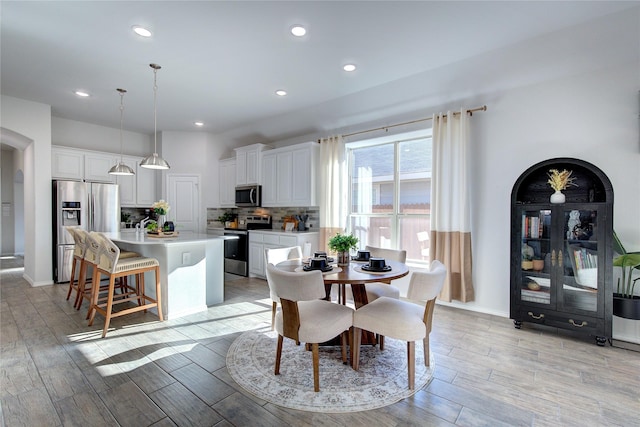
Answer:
[152,64,160,155]
[118,89,125,162]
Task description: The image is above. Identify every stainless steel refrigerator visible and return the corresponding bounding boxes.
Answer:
[53,180,120,283]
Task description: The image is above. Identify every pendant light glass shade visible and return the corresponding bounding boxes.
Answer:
[141,63,170,170]
[109,88,135,176]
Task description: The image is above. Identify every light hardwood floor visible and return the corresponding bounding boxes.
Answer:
[1,256,639,426]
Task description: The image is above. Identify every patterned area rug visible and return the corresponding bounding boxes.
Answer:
[227,329,435,413]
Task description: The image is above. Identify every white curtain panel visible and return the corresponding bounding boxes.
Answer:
[429,110,475,303]
[319,135,347,252]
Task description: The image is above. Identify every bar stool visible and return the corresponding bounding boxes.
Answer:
[87,232,163,338]
[65,226,86,308]
[74,229,139,312]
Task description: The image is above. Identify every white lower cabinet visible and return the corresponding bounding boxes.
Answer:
[248,231,319,278]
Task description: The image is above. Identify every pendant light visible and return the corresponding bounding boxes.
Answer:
[108,88,135,176]
[140,63,170,169]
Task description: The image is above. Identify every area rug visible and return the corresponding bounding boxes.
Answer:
[226,328,435,413]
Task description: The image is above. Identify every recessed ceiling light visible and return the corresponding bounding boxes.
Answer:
[132,26,152,37]
[290,25,306,37]
[74,90,90,97]
[343,64,357,72]
[194,121,204,127]
[275,90,287,97]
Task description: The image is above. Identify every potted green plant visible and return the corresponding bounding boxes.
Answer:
[328,232,359,266]
[217,211,236,227]
[612,232,640,320]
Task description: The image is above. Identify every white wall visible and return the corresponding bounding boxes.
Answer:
[53,117,151,157]
[0,95,52,285]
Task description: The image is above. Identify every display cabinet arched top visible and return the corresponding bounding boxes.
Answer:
[512,158,613,205]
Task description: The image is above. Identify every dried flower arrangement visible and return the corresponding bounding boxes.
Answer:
[547,169,577,192]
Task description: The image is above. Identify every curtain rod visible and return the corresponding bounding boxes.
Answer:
[335,105,487,139]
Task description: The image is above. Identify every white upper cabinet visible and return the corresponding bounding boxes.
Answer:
[84,152,118,183]
[218,158,236,207]
[51,146,84,180]
[52,145,117,183]
[52,146,156,207]
[116,157,138,206]
[261,141,319,207]
[234,143,268,185]
[135,161,157,207]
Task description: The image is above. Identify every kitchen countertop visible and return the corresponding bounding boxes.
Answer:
[243,229,318,235]
[105,230,237,245]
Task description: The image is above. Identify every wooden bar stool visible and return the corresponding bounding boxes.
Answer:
[65,226,87,309]
[74,229,139,313]
[87,232,163,338]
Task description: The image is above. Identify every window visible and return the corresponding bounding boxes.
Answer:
[347,130,432,267]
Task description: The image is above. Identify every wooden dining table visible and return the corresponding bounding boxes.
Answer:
[275,258,410,347]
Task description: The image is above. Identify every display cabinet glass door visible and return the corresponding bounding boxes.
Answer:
[559,207,600,315]
[519,208,553,306]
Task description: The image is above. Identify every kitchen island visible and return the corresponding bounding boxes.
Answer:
[103,231,237,319]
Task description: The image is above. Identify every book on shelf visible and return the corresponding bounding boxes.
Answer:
[522,213,544,238]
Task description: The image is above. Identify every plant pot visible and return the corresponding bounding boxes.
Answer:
[521,260,533,270]
[532,259,544,271]
[613,294,640,320]
[336,251,350,266]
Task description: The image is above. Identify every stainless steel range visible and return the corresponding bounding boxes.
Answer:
[223,215,271,276]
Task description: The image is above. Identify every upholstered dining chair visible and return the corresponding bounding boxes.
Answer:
[362,245,407,302]
[264,246,303,330]
[265,263,353,392]
[352,259,446,390]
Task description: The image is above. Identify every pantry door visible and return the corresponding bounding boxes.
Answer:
[167,174,200,233]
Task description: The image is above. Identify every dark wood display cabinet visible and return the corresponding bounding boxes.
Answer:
[510,158,613,345]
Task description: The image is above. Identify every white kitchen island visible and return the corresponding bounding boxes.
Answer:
[103,231,237,319]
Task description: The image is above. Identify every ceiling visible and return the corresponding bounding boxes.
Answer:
[1,1,636,142]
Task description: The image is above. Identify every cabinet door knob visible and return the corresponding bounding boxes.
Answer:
[527,311,545,320]
[558,250,563,267]
[551,249,556,266]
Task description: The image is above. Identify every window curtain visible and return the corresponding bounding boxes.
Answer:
[319,135,347,252]
[429,110,475,302]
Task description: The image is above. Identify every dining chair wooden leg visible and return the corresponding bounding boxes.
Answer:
[341,330,348,365]
[407,341,415,390]
[351,327,361,370]
[271,301,277,330]
[275,335,284,375]
[423,336,430,367]
[312,343,320,392]
[379,335,385,350]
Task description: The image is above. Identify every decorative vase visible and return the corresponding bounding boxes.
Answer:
[550,190,565,204]
[157,214,166,230]
[336,251,350,266]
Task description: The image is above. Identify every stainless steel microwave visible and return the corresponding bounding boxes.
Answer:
[235,185,261,207]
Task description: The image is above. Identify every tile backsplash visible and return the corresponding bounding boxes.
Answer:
[207,207,319,231]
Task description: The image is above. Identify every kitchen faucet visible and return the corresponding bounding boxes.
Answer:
[137,217,150,231]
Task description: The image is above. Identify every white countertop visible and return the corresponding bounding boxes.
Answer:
[105,231,237,245]
[249,229,318,235]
